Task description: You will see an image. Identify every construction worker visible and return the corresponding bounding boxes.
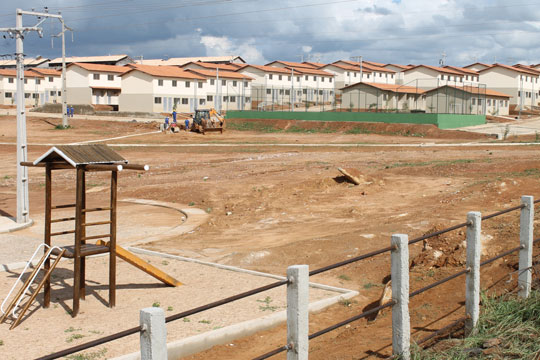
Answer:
[164,117,169,131]
[172,110,177,123]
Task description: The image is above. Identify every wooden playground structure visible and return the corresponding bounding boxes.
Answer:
[0,145,181,329]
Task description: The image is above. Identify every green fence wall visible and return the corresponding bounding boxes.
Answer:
[225,111,485,130]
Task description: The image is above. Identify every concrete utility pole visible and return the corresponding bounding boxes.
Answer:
[350,55,363,82]
[52,15,73,128]
[0,8,66,224]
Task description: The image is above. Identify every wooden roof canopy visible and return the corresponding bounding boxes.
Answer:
[22,144,148,171]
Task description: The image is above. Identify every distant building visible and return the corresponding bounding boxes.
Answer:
[341,82,425,112]
[136,56,246,67]
[424,85,511,115]
[49,55,133,68]
[0,56,50,69]
[27,68,62,105]
[0,69,44,106]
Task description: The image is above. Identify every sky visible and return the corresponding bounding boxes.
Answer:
[1,0,540,67]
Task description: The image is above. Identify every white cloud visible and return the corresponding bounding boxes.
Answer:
[200,35,267,64]
[302,46,312,53]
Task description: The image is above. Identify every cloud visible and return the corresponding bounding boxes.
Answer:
[200,35,267,64]
[0,0,539,66]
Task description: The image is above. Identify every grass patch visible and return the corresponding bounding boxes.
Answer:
[338,274,351,281]
[385,159,476,169]
[66,333,85,343]
[54,124,72,130]
[345,127,426,137]
[64,327,81,333]
[66,348,107,360]
[198,319,211,324]
[257,296,278,312]
[227,122,281,133]
[411,291,540,360]
[152,302,160,308]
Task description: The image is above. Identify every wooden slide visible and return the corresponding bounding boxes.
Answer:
[96,240,182,287]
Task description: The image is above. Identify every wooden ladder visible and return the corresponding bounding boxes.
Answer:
[0,245,65,330]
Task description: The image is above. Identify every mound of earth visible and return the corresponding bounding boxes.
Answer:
[411,224,466,269]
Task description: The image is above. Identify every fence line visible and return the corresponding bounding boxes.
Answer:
[36,196,539,360]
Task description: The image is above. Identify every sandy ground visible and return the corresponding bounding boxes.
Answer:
[1,114,540,359]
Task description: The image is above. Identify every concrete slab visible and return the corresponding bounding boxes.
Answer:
[457,116,540,138]
[0,215,33,234]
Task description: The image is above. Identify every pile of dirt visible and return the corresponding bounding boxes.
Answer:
[227,118,494,140]
[411,224,466,269]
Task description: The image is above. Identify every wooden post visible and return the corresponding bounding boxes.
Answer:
[110,170,117,308]
[73,166,84,317]
[44,163,52,308]
[80,170,86,300]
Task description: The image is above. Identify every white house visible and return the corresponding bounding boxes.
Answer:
[27,68,62,105]
[119,64,208,113]
[341,82,425,112]
[331,60,396,84]
[402,65,473,89]
[424,85,511,115]
[66,63,130,109]
[0,69,45,106]
[383,64,413,85]
[463,62,492,72]
[443,66,480,85]
[183,68,253,111]
[477,64,540,107]
[319,63,372,89]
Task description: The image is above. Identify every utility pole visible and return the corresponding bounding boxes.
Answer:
[52,15,73,128]
[350,56,363,82]
[0,8,67,224]
[291,67,294,112]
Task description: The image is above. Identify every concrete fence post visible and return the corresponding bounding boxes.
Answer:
[519,195,534,299]
[465,211,481,335]
[287,265,309,360]
[140,307,167,360]
[391,234,410,360]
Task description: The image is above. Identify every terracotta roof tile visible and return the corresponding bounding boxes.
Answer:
[320,63,373,73]
[480,63,540,76]
[185,68,253,80]
[238,65,292,74]
[0,69,44,77]
[69,62,131,74]
[28,68,61,76]
[404,64,465,76]
[426,85,511,98]
[265,60,317,69]
[123,64,206,80]
[341,82,425,94]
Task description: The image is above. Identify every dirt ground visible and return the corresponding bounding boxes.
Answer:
[1,114,540,359]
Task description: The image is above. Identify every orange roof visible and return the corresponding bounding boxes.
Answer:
[385,63,413,70]
[265,60,317,69]
[334,60,395,73]
[320,63,373,73]
[123,64,206,80]
[69,62,130,74]
[443,66,478,75]
[0,69,44,77]
[28,68,61,76]
[463,62,492,69]
[302,61,326,68]
[182,62,239,71]
[363,60,386,67]
[238,64,292,74]
[404,64,465,76]
[288,67,333,76]
[513,64,540,74]
[480,63,540,76]
[426,85,511,98]
[185,68,253,80]
[341,82,425,94]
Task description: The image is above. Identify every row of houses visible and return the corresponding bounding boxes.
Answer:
[1,54,538,116]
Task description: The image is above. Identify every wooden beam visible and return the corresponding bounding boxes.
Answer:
[122,164,149,171]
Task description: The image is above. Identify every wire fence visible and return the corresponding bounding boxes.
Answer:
[34,196,540,360]
[242,80,499,115]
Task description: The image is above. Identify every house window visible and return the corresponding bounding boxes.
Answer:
[8,78,14,83]
[108,74,114,81]
[500,100,504,106]
[25,93,30,98]
[518,91,521,97]
[158,79,163,86]
[279,75,282,80]
[244,81,248,87]
[5,92,12,98]
[319,90,323,95]
[441,75,445,80]
[285,89,290,95]
[383,94,388,100]
[50,91,56,96]
[385,73,388,78]
[347,72,350,76]
[210,79,215,85]
[32,93,38,99]
[279,89,284,95]
[174,98,180,105]
[172,80,177,87]
[305,75,308,80]
[302,89,307,94]
[154,97,162,104]
[288,76,291,81]
[233,80,237,87]
[366,74,370,79]
[222,80,226,86]
[24,79,27,84]
[313,76,317,81]
[36,79,41,85]
[329,78,333,83]
[478,98,483,105]
[199,98,206,105]
[246,97,251,102]
[296,76,300,82]
[49,76,54,82]
[472,98,476,105]
[182,98,188,105]
[223,96,228,102]
[354,72,357,77]
[391,74,394,78]
[93,74,100,80]
[198,82,203,88]
[207,95,213,101]
[185,81,190,88]
[465,75,469,80]
[266,89,271,95]
[321,77,325,82]
[269,74,273,80]
[379,73,382,77]
[505,100,508,106]
[487,99,491,106]
[230,96,236,103]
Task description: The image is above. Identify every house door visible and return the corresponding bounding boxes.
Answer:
[189,98,194,112]
[163,97,168,112]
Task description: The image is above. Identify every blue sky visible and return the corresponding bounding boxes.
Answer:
[1,0,539,66]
